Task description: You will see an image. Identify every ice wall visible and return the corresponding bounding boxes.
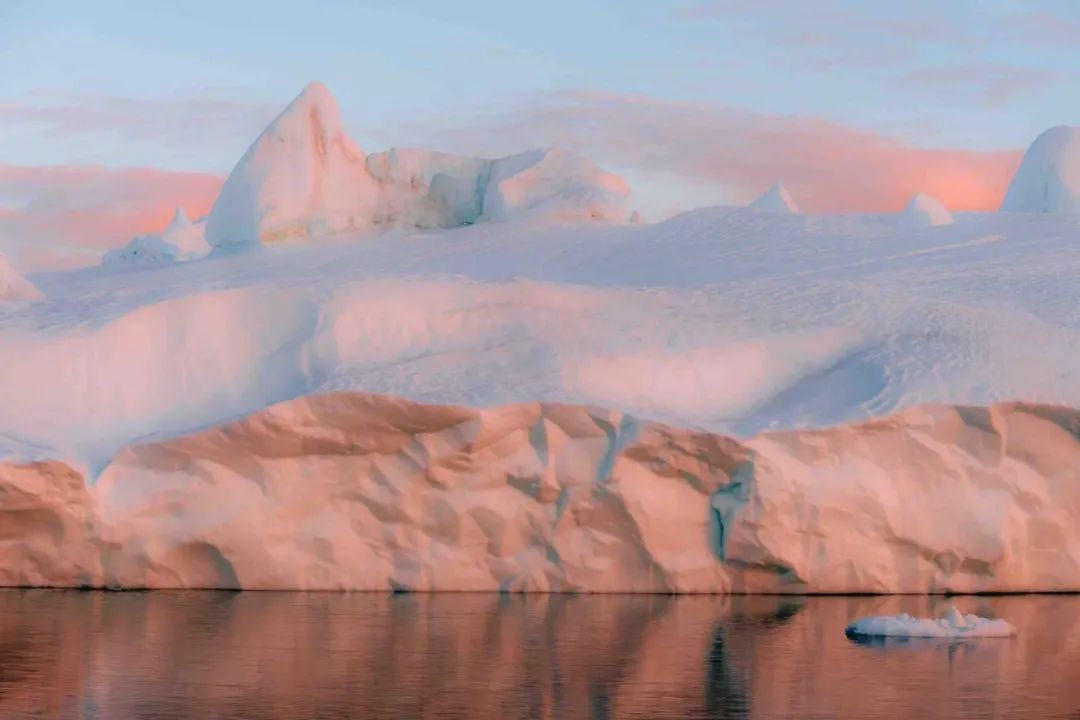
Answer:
[3,393,1078,593]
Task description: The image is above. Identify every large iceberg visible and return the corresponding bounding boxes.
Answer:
[205,82,631,249]
[1000,125,1080,214]
[3,393,1080,592]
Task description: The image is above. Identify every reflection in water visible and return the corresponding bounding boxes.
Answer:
[0,591,1078,719]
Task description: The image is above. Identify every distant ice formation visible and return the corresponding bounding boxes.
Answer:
[846,606,1016,638]
[1000,126,1080,214]
[0,254,43,301]
[899,192,954,227]
[749,183,800,214]
[102,208,211,266]
[205,82,631,249]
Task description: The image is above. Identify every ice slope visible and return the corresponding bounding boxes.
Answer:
[899,193,954,227]
[102,208,211,266]
[3,393,1079,592]
[846,607,1016,638]
[0,254,42,301]
[749,183,799,214]
[5,206,1080,468]
[1000,126,1080,214]
[205,82,630,249]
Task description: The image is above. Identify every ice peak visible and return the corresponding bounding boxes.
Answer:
[270,81,352,155]
[750,183,800,214]
[900,192,953,227]
[1001,125,1080,214]
[168,207,191,229]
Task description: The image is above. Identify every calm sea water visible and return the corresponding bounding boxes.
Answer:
[0,590,1077,719]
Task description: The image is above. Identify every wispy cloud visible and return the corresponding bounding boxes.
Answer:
[897,64,1058,106]
[672,1,1072,98]
[0,92,278,159]
[417,90,1022,214]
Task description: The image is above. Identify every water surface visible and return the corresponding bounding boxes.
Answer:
[1,591,1078,719]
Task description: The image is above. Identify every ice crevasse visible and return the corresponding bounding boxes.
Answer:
[2,393,1079,593]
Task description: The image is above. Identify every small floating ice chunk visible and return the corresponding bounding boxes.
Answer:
[845,605,1016,639]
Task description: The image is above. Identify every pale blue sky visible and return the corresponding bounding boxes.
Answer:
[2,0,1078,213]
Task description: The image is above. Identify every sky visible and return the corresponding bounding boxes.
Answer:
[1,0,1078,264]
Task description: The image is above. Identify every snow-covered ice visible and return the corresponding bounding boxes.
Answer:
[846,606,1016,639]
[7,204,1080,468]
[1000,125,1080,214]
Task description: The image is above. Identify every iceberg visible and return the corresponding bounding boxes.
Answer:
[845,606,1016,639]
[204,82,631,249]
[102,207,211,266]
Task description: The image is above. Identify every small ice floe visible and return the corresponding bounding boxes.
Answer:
[845,605,1016,639]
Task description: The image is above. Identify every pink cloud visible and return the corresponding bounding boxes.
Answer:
[0,164,222,269]
[422,91,1022,214]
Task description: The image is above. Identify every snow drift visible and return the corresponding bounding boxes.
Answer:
[899,193,954,227]
[102,208,211,266]
[3,393,1080,593]
[0,254,42,301]
[1000,126,1080,214]
[205,82,630,249]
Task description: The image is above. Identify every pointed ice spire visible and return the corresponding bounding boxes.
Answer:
[899,192,954,227]
[749,182,800,214]
[205,81,374,248]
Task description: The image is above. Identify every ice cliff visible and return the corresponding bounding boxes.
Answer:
[3,393,1078,593]
[204,82,631,249]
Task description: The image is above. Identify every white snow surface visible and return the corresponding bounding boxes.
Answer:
[102,208,211,267]
[1000,125,1080,214]
[5,206,1080,467]
[749,183,800,214]
[846,607,1017,638]
[899,193,954,227]
[0,254,43,301]
[205,82,630,249]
